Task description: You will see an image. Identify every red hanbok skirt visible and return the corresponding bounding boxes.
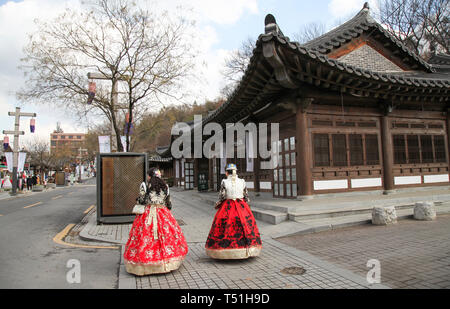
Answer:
[205,199,262,259]
[123,204,188,276]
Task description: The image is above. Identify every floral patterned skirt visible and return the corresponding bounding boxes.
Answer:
[123,204,188,276]
[205,199,262,259]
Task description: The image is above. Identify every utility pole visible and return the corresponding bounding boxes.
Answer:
[2,107,36,196]
[87,72,128,152]
[77,147,87,183]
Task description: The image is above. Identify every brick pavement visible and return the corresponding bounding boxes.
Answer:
[116,190,388,289]
[277,214,450,289]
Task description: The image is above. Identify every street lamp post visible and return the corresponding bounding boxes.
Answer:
[2,107,36,196]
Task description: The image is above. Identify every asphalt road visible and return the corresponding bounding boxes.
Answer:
[0,178,120,289]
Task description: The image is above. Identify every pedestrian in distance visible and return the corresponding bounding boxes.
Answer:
[205,163,262,259]
[26,175,33,191]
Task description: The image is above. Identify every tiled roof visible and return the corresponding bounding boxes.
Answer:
[302,2,432,72]
[428,53,450,73]
[166,4,449,158]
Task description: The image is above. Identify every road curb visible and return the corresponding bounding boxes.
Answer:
[118,245,137,289]
[78,211,127,245]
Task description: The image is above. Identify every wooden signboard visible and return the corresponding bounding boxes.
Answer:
[96,153,147,224]
[55,171,66,186]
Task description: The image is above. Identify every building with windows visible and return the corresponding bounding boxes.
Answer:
[164,3,449,199]
[50,132,86,156]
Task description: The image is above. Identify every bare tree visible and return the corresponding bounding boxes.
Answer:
[220,22,327,98]
[24,137,53,180]
[18,0,197,151]
[293,22,327,44]
[222,37,256,84]
[379,0,449,58]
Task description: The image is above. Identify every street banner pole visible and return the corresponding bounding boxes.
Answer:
[2,107,36,195]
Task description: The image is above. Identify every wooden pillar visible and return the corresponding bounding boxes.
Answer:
[208,158,213,191]
[193,159,198,188]
[178,159,183,187]
[253,128,260,194]
[381,115,395,194]
[295,98,314,200]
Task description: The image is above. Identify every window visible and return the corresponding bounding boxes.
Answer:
[332,134,347,166]
[411,124,426,128]
[312,120,333,127]
[349,134,363,166]
[69,135,73,139]
[407,135,420,164]
[60,135,66,139]
[314,133,381,167]
[393,123,408,128]
[313,134,330,167]
[184,162,194,190]
[393,135,406,164]
[420,135,433,163]
[77,135,82,139]
[273,136,296,198]
[434,136,446,163]
[365,135,379,165]
[51,141,56,147]
[336,121,355,127]
[359,122,377,128]
[393,134,447,164]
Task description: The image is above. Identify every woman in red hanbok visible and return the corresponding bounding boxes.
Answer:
[124,168,188,275]
[205,164,262,259]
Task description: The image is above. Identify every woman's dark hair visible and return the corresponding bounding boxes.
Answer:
[147,167,168,195]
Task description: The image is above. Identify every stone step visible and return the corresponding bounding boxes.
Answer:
[251,207,289,225]
[292,205,450,234]
[191,193,288,225]
[251,202,291,213]
[288,202,449,221]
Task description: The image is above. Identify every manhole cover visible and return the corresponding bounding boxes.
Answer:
[281,266,306,275]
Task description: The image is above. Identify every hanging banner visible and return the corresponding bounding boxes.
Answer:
[87,82,96,104]
[5,152,13,172]
[18,152,26,173]
[3,136,9,150]
[220,142,226,174]
[181,158,185,177]
[124,123,134,135]
[98,136,111,153]
[30,119,35,133]
[120,136,128,153]
[246,131,254,172]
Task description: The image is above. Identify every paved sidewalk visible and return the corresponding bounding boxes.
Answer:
[277,215,450,289]
[0,176,95,201]
[80,189,390,289]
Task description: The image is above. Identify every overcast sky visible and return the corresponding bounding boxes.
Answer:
[0,0,379,148]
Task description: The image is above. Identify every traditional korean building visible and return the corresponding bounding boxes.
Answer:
[165,3,450,200]
[148,145,174,185]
